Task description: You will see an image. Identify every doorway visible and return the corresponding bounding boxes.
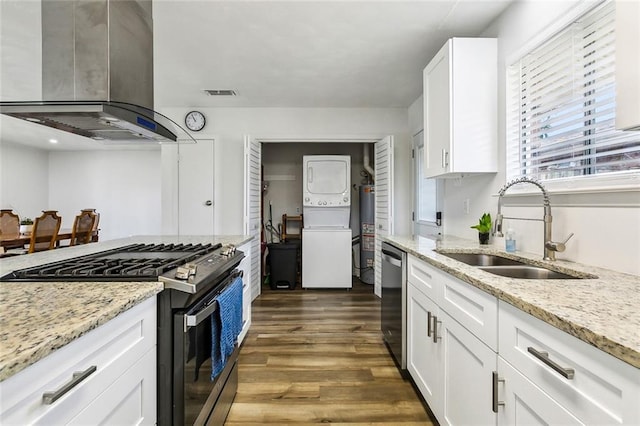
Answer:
[244,136,394,298]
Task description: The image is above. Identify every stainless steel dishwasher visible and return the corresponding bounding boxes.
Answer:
[381,241,407,373]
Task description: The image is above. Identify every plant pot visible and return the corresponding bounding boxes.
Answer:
[478,232,490,245]
[20,224,33,235]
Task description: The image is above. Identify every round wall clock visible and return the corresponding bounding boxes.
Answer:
[185,110,206,131]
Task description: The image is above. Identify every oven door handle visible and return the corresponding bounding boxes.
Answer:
[183,270,243,331]
[184,300,219,331]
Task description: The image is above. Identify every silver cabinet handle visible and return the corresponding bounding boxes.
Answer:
[427,311,433,337]
[43,365,97,405]
[432,315,441,343]
[492,371,505,413]
[527,347,575,379]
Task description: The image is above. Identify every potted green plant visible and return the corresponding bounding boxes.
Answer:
[471,213,492,245]
[20,217,34,235]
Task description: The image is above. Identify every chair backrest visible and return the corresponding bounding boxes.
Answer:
[0,210,20,236]
[29,210,62,253]
[82,208,100,240]
[70,210,97,246]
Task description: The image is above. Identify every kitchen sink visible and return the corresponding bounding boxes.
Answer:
[438,251,587,279]
[477,265,579,280]
[438,252,527,266]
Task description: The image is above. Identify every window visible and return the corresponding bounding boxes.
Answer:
[413,130,441,237]
[507,0,639,183]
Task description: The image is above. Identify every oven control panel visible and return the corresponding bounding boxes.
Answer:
[160,247,244,293]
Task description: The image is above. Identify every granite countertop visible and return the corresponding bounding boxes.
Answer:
[384,235,640,369]
[0,234,253,382]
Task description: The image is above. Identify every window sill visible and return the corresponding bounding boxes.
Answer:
[502,171,640,196]
[497,172,640,208]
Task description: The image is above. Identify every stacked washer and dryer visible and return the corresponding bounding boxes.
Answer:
[301,155,352,289]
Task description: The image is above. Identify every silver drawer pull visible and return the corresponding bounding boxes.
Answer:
[427,311,433,337]
[43,365,97,405]
[527,347,575,379]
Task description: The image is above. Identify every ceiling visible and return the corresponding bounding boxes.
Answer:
[1,0,513,150]
[153,0,512,109]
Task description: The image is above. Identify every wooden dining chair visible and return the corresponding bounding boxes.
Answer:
[28,210,62,253]
[70,210,97,246]
[82,208,100,242]
[0,209,20,236]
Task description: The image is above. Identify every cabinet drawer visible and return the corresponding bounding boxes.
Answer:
[1,297,157,425]
[440,272,497,351]
[499,301,640,425]
[407,255,444,301]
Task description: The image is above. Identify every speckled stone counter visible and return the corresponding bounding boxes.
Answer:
[384,235,640,369]
[0,234,252,381]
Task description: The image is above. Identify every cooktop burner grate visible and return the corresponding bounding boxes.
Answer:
[0,243,222,282]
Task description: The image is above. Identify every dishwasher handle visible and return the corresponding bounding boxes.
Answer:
[382,251,402,268]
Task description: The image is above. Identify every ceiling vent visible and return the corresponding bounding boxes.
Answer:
[204,90,238,96]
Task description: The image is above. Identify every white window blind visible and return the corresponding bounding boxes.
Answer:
[507,0,640,182]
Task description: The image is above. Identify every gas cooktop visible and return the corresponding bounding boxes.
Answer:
[0,243,222,282]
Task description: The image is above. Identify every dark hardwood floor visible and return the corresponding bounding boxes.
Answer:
[226,279,435,425]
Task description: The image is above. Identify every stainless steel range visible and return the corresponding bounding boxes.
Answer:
[1,242,245,426]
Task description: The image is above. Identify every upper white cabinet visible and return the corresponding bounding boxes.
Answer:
[423,38,498,178]
[615,0,640,131]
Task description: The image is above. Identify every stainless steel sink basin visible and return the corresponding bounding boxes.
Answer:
[439,252,527,266]
[438,251,587,279]
[478,265,579,280]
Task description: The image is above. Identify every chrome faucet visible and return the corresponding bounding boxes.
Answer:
[492,177,573,261]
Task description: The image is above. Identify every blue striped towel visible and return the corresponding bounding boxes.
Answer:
[211,276,243,380]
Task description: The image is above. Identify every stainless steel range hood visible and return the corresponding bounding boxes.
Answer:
[0,0,188,144]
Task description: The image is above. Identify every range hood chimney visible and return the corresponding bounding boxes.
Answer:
[0,0,185,144]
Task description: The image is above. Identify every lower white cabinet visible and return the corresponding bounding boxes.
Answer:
[407,265,497,426]
[0,297,157,426]
[498,301,640,425]
[238,241,252,344]
[406,254,640,426]
[497,358,582,425]
[408,283,442,411]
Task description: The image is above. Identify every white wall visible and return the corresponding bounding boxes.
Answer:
[439,0,640,275]
[48,150,162,241]
[159,107,412,237]
[0,142,48,220]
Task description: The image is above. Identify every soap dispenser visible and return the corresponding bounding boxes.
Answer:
[505,228,516,253]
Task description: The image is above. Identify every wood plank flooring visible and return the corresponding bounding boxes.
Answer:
[225,280,435,425]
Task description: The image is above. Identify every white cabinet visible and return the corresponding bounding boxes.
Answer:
[406,254,640,426]
[238,240,252,344]
[497,358,582,425]
[498,301,640,425]
[407,255,498,425]
[407,283,442,411]
[0,297,157,425]
[615,0,640,131]
[423,38,497,178]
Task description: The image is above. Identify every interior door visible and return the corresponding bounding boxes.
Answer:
[243,135,262,300]
[374,135,394,297]
[178,139,215,235]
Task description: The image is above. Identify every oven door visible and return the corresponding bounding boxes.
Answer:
[172,274,241,426]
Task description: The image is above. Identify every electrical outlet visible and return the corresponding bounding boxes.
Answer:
[463,199,470,214]
[296,207,300,213]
